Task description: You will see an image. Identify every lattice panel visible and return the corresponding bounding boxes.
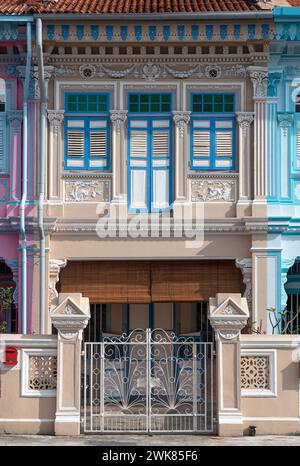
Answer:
[240,355,270,390]
[28,355,57,390]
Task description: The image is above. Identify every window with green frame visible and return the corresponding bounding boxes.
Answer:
[64,93,110,170]
[129,93,172,113]
[66,93,108,113]
[192,94,235,114]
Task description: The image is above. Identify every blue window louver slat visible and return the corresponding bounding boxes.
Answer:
[61,24,69,41]
[106,25,114,41]
[47,24,55,40]
[206,25,213,41]
[120,25,128,41]
[177,25,185,41]
[233,24,241,40]
[135,25,142,41]
[191,25,199,41]
[76,25,84,41]
[148,26,156,41]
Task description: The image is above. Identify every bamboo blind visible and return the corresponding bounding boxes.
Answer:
[59,260,243,303]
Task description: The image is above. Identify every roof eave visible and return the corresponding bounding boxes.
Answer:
[31,11,273,21]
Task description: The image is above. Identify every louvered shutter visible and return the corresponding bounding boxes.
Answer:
[296,120,300,169]
[129,120,148,210]
[0,115,6,172]
[215,120,234,169]
[192,120,211,168]
[66,119,85,168]
[152,119,171,210]
[88,120,108,168]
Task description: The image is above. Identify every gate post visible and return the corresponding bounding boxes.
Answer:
[50,293,90,435]
[208,293,249,437]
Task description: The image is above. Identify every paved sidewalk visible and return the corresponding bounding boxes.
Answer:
[0,434,299,446]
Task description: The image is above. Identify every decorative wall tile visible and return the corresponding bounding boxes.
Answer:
[190,176,237,203]
[64,177,111,203]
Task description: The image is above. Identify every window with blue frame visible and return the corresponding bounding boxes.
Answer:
[0,79,6,173]
[128,93,172,212]
[64,93,110,170]
[190,93,235,171]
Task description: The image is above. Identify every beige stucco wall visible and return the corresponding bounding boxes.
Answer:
[0,335,57,435]
[240,335,300,435]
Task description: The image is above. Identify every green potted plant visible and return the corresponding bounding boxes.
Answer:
[0,287,13,334]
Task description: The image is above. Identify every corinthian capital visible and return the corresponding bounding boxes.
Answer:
[236,112,254,134]
[110,110,128,134]
[47,110,65,134]
[6,110,23,129]
[248,66,269,100]
[172,111,191,137]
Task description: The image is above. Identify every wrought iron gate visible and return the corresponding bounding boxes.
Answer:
[83,329,214,433]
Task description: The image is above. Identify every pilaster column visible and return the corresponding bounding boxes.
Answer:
[32,65,55,99]
[236,113,254,203]
[51,293,90,436]
[47,110,65,200]
[209,293,249,436]
[6,110,23,201]
[248,67,268,210]
[172,111,191,203]
[110,110,127,203]
[277,113,294,200]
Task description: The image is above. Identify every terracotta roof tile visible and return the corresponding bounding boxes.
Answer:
[0,0,266,15]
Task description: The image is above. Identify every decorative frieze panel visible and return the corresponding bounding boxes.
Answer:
[28,355,57,391]
[50,60,249,82]
[240,350,277,397]
[63,175,111,203]
[45,23,271,43]
[190,175,237,203]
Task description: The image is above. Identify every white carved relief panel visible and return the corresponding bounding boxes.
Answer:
[63,175,111,203]
[189,175,238,202]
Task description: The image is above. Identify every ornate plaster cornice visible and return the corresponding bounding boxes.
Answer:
[6,110,23,129]
[247,66,269,100]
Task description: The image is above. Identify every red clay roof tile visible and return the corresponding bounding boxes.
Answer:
[0,0,266,15]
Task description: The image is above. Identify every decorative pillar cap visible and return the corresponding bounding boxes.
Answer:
[209,293,249,341]
[50,293,90,338]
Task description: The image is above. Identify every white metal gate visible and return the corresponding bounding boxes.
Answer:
[83,329,214,433]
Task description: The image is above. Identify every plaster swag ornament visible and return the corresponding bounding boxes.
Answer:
[142,63,161,81]
[172,111,191,137]
[110,110,128,134]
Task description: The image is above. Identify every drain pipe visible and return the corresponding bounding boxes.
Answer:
[20,21,32,334]
[36,18,47,335]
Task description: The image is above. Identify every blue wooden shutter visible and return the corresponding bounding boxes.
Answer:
[65,119,85,169]
[192,120,211,169]
[88,119,109,169]
[128,119,149,210]
[214,119,234,169]
[151,119,171,210]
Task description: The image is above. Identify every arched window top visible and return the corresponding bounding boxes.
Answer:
[0,79,5,112]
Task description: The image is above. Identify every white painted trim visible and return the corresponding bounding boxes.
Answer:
[243,417,299,422]
[241,340,299,349]
[55,81,118,110]
[219,412,243,425]
[241,349,277,398]
[0,336,57,349]
[21,348,57,398]
[0,419,54,423]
